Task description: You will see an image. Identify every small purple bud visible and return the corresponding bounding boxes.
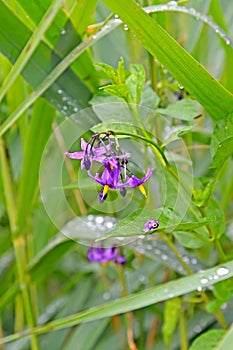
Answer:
[143,220,159,232]
[83,156,91,170]
[114,255,127,265]
[120,187,127,197]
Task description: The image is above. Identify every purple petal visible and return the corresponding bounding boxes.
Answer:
[65,151,84,160]
[114,255,127,265]
[126,168,154,188]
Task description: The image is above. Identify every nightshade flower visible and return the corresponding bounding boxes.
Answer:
[87,246,126,265]
[88,158,123,202]
[65,131,154,203]
[143,219,159,232]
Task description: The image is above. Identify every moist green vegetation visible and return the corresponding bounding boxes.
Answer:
[0,1,233,349]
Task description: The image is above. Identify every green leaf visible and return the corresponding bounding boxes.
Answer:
[1,260,233,344]
[217,324,233,350]
[162,297,182,347]
[17,99,55,231]
[28,235,75,282]
[0,0,63,103]
[173,231,207,249]
[69,0,98,36]
[99,208,215,239]
[162,125,195,147]
[210,113,233,169]
[189,329,225,350]
[156,99,200,121]
[0,0,91,123]
[101,0,233,120]
[101,84,129,101]
[126,64,146,104]
[92,121,140,136]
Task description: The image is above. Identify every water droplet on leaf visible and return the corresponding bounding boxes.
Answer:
[216,266,229,277]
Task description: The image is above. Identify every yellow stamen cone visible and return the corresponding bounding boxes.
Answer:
[103,185,110,197]
[138,184,147,198]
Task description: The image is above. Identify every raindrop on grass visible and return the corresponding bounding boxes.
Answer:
[61,28,66,35]
[103,292,111,300]
[216,266,229,277]
[194,325,202,333]
[95,216,104,224]
[200,277,208,285]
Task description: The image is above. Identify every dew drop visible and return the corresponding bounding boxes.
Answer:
[95,216,104,224]
[161,254,168,261]
[182,256,190,263]
[213,274,219,280]
[168,0,177,5]
[197,286,202,292]
[61,28,66,35]
[103,291,111,300]
[105,222,114,229]
[139,275,146,282]
[191,258,198,265]
[73,107,78,112]
[200,277,208,285]
[87,215,94,221]
[57,89,63,95]
[194,325,202,333]
[216,266,229,277]
[123,24,129,31]
[221,302,227,310]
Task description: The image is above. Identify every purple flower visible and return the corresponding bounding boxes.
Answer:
[65,138,112,170]
[65,132,154,203]
[87,247,126,265]
[88,158,124,202]
[143,219,159,232]
[124,168,154,198]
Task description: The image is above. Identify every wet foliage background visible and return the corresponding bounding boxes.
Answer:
[0,0,233,349]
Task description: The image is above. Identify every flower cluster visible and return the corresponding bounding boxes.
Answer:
[87,246,126,265]
[65,131,153,203]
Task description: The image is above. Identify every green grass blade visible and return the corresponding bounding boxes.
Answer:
[0,0,63,103]
[17,99,55,232]
[102,0,233,120]
[0,260,233,344]
[0,16,116,137]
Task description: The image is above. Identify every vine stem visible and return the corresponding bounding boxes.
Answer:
[0,138,39,350]
[158,232,193,275]
[117,264,138,350]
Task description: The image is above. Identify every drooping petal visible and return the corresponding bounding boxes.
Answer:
[65,151,84,160]
[87,246,119,263]
[126,168,154,188]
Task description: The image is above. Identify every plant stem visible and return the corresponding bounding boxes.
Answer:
[118,264,138,350]
[0,138,39,350]
[159,232,193,275]
[52,123,87,216]
[179,304,188,350]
